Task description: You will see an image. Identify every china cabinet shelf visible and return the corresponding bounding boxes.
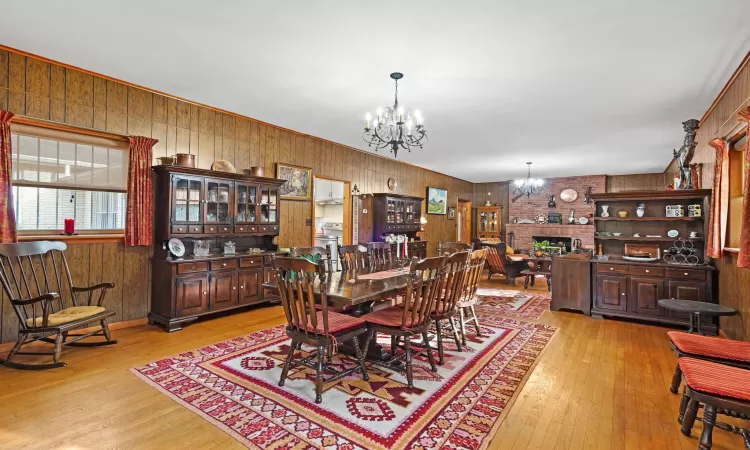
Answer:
[594,236,704,242]
[594,217,702,222]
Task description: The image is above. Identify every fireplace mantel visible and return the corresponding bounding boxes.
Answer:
[506,223,595,250]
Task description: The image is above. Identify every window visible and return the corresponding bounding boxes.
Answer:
[727,135,747,249]
[10,124,129,232]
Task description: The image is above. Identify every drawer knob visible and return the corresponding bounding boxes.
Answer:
[684,272,688,276]
[645,270,650,273]
[621,293,625,296]
[203,291,206,295]
[609,267,614,271]
[233,287,236,290]
[178,228,183,231]
[222,263,227,267]
[240,285,244,289]
[223,227,228,231]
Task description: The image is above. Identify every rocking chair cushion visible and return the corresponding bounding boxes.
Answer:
[668,331,750,363]
[25,305,105,327]
[679,357,750,401]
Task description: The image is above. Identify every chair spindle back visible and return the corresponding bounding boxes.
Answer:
[289,246,333,272]
[367,242,394,268]
[438,242,473,255]
[462,248,488,301]
[273,257,330,338]
[434,251,470,315]
[338,245,369,271]
[400,256,447,328]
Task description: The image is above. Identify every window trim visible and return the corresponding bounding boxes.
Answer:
[723,128,747,255]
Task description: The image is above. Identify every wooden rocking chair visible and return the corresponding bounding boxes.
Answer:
[0,241,118,370]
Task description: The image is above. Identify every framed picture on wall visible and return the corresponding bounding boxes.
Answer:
[448,207,456,220]
[426,186,448,215]
[276,163,312,200]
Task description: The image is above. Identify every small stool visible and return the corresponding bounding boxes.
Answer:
[668,331,750,394]
[678,358,750,450]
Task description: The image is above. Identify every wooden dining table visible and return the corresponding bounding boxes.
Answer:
[262,264,414,361]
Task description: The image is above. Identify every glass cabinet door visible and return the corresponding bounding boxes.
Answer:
[489,212,498,232]
[259,186,278,224]
[236,183,257,223]
[173,177,203,224]
[479,212,488,232]
[205,179,232,224]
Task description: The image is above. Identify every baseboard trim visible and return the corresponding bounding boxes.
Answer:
[0,317,149,353]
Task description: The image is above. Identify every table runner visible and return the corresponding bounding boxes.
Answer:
[356,267,410,280]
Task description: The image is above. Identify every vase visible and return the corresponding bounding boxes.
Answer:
[636,203,645,217]
[601,205,610,218]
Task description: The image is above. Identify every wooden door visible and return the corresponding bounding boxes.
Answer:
[457,199,472,244]
[668,280,707,302]
[204,178,233,225]
[595,275,627,311]
[629,276,665,316]
[263,267,279,301]
[171,176,203,225]
[209,271,238,309]
[175,275,208,316]
[238,268,262,304]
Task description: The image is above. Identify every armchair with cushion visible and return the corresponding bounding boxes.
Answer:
[480,242,529,284]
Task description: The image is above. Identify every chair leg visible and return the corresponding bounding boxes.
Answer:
[435,319,445,365]
[315,345,325,404]
[699,404,717,450]
[681,398,700,437]
[459,308,467,346]
[670,363,682,394]
[405,336,414,389]
[278,339,297,387]
[351,335,369,382]
[448,317,463,352]
[469,305,482,336]
[422,331,437,373]
[678,390,690,424]
[53,332,64,364]
[524,275,530,289]
[4,334,28,364]
[391,335,398,356]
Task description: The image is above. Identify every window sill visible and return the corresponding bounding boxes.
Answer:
[18,234,125,245]
[723,247,740,254]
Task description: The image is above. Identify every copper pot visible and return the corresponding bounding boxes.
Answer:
[243,166,264,177]
[175,153,196,168]
[156,156,175,165]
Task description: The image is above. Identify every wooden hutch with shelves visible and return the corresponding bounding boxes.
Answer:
[357,193,427,259]
[150,165,286,332]
[476,205,502,240]
[589,190,716,332]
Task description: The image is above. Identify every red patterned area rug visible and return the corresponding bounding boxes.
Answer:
[475,289,551,321]
[131,316,557,450]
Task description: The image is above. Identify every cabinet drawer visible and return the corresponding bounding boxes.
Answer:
[189,225,203,234]
[269,225,279,233]
[235,225,248,233]
[204,225,219,234]
[172,225,191,234]
[217,225,232,234]
[239,257,262,268]
[667,268,706,281]
[629,266,665,277]
[177,262,208,274]
[248,225,258,233]
[596,264,628,275]
[210,259,237,271]
[257,225,271,233]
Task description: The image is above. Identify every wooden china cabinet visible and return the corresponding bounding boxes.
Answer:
[476,205,502,240]
[357,193,428,259]
[150,165,286,332]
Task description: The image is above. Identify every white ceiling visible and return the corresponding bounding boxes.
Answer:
[2,0,749,182]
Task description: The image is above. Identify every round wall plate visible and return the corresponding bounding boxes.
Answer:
[578,216,589,225]
[168,238,185,257]
[560,188,579,203]
[387,177,397,190]
[667,229,679,238]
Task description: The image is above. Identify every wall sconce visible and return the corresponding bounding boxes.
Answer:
[420,215,427,232]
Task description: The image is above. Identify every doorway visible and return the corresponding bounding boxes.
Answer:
[457,199,472,245]
[311,176,351,271]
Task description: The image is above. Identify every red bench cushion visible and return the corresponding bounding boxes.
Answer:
[679,357,750,402]
[668,331,750,363]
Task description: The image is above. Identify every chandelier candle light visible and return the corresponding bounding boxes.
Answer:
[363,72,427,158]
[512,162,545,202]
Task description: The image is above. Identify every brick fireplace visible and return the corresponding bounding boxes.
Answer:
[505,175,605,251]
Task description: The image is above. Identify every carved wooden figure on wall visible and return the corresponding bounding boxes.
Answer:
[673,119,699,189]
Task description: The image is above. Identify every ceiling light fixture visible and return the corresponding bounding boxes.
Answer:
[511,162,544,203]
[363,72,427,158]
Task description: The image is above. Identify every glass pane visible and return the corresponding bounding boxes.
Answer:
[218,204,228,222]
[58,142,76,185]
[74,190,92,230]
[17,135,39,182]
[189,180,201,201]
[269,189,277,205]
[39,139,58,183]
[260,206,268,223]
[16,186,38,229]
[175,201,187,222]
[189,204,200,222]
[92,147,109,187]
[269,206,276,223]
[206,203,217,222]
[237,186,247,204]
[249,186,256,203]
[38,188,58,229]
[261,188,269,204]
[108,149,126,189]
[75,145,93,187]
[237,204,246,222]
[218,186,229,203]
[175,179,188,200]
[248,205,256,222]
[207,182,218,202]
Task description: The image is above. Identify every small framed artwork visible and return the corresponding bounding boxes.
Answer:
[426,186,448,215]
[276,163,312,200]
[448,207,456,220]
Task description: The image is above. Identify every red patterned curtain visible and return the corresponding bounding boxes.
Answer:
[125,136,158,246]
[0,110,17,243]
[738,108,750,268]
[706,138,729,258]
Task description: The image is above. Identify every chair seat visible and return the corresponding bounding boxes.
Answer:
[25,306,105,327]
[304,311,365,336]
[669,331,750,363]
[679,357,750,402]
[362,306,417,328]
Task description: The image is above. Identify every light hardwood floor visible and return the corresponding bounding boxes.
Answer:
[0,277,743,450]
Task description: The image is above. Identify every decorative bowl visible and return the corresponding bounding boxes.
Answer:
[612,232,622,236]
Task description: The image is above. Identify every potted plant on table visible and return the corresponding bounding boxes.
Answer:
[532,240,551,257]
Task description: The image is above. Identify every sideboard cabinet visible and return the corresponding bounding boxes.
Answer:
[150,165,286,331]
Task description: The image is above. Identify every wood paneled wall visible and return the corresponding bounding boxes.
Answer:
[606,173,667,192]
[0,47,472,342]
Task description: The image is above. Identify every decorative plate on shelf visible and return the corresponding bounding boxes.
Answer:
[211,160,237,173]
[168,238,185,257]
[667,229,679,238]
[535,214,548,224]
[560,188,578,203]
[578,216,589,225]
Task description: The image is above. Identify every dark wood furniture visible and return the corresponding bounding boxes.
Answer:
[437,242,472,255]
[522,256,552,290]
[398,240,428,259]
[430,251,469,364]
[289,247,333,273]
[480,242,529,283]
[677,358,750,450]
[366,242,394,267]
[360,256,445,388]
[150,165,286,332]
[658,299,736,335]
[591,259,716,332]
[0,241,118,370]
[550,253,592,315]
[457,248,487,346]
[273,257,370,404]
[338,244,369,271]
[476,205,502,240]
[357,193,428,259]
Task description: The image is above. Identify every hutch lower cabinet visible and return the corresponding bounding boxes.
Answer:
[591,261,715,332]
[149,165,285,332]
